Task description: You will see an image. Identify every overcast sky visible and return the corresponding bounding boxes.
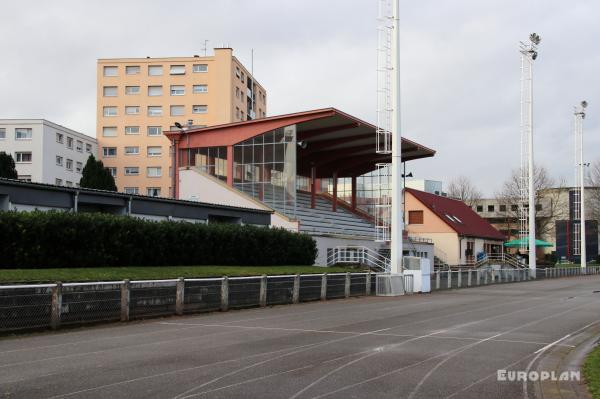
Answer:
[1,0,598,195]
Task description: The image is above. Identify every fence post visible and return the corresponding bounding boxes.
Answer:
[344,273,351,298]
[366,272,372,295]
[176,277,185,316]
[477,270,481,285]
[221,277,229,312]
[467,270,472,287]
[259,275,267,307]
[293,274,300,304]
[457,269,462,288]
[436,271,441,290]
[51,282,62,330]
[320,273,327,301]
[447,271,452,289]
[120,279,130,322]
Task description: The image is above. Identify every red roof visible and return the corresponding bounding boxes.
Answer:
[406,188,504,240]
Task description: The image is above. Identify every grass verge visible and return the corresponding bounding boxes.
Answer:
[584,344,600,399]
[0,266,363,283]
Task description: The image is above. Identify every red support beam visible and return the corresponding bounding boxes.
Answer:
[332,171,338,212]
[226,145,233,186]
[311,166,317,209]
[173,138,180,199]
[351,176,357,210]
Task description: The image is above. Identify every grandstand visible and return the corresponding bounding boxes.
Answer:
[166,108,436,266]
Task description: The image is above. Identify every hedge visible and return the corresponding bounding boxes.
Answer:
[0,211,317,268]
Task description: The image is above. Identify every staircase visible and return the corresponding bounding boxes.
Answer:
[474,253,528,269]
[327,246,390,272]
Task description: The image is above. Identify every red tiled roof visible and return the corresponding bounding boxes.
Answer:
[406,188,504,240]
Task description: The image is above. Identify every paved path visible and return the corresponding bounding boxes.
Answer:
[1,276,599,399]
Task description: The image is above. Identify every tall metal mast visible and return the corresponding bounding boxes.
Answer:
[574,101,588,267]
[390,0,402,274]
[519,33,540,276]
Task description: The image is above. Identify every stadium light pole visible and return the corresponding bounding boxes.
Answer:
[575,101,588,268]
[390,0,403,274]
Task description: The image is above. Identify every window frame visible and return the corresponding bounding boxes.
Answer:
[15,128,32,140]
[193,64,208,73]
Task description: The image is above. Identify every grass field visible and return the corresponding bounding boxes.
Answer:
[0,265,363,283]
[584,345,600,399]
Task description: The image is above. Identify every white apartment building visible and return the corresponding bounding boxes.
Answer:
[0,120,97,187]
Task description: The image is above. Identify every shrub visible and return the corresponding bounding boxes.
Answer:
[0,211,317,268]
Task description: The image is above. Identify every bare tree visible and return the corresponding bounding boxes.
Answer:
[495,165,567,240]
[587,160,600,221]
[447,176,482,207]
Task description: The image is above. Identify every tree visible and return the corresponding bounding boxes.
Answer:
[447,176,482,207]
[495,165,567,240]
[587,160,600,222]
[0,152,18,179]
[79,155,117,191]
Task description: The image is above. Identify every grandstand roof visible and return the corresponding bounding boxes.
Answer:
[165,108,435,178]
[406,188,505,240]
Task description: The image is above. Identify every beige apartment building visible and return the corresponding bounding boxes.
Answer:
[97,48,267,197]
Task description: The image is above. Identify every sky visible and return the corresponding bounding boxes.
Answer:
[1,0,599,196]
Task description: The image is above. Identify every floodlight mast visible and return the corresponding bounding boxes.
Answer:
[574,101,588,268]
[390,0,403,274]
[519,33,540,277]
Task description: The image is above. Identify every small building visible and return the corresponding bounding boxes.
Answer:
[405,188,504,266]
[0,119,97,187]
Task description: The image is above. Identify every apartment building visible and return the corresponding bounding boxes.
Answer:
[97,48,267,197]
[0,119,97,187]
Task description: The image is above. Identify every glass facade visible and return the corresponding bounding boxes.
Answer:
[233,125,297,216]
[320,170,383,216]
[181,146,228,181]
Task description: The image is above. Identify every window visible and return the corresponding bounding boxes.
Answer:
[56,132,64,143]
[124,167,139,176]
[499,204,507,212]
[55,178,63,186]
[148,65,163,76]
[148,126,162,136]
[66,181,73,187]
[511,204,518,211]
[170,65,185,75]
[56,155,63,166]
[241,72,245,83]
[66,137,73,149]
[193,84,207,93]
[124,187,139,194]
[103,86,117,96]
[76,140,83,152]
[236,107,240,119]
[103,66,118,76]
[103,106,117,117]
[148,86,163,96]
[235,66,241,78]
[102,127,117,137]
[192,105,207,114]
[15,128,32,140]
[106,167,117,177]
[408,210,424,224]
[125,126,140,135]
[170,85,185,96]
[125,106,140,115]
[148,106,162,116]
[103,147,117,157]
[147,146,162,157]
[241,111,244,119]
[125,65,140,75]
[147,187,161,197]
[76,161,82,173]
[125,86,140,95]
[85,143,92,153]
[66,159,73,170]
[170,105,185,116]
[235,87,240,99]
[193,64,208,73]
[0,128,5,139]
[476,205,483,212]
[147,167,162,177]
[124,146,140,155]
[487,205,495,212]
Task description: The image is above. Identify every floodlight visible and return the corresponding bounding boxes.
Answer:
[174,122,183,129]
[529,33,541,45]
[581,100,588,109]
[297,141,308,149]
[531,51,538,60]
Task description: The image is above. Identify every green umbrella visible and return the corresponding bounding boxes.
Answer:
[503,237,553,248]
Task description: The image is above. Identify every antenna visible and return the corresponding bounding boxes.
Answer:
[202,40,209,56]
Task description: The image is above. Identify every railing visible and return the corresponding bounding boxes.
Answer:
[327,246,390,272]
[0,272,377,334]
[473,253,528,269]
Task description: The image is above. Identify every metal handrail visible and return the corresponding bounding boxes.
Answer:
[327,246,390,272]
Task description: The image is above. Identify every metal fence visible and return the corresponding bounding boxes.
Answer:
[0,273,374,334]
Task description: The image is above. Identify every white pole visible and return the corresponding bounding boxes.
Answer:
[390,0,403,274]
[528,52,536,277]
[579,106,586,268]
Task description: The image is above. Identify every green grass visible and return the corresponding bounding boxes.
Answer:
[584,345,600,399]
[0,266,364,283]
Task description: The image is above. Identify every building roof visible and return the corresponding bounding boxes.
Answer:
[406,188,504,240]
[165,108,436,178]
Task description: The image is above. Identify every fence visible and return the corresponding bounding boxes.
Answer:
[430,266,600,291]
[0,273,376,334]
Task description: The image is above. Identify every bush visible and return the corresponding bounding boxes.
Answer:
[0,211,317,268]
